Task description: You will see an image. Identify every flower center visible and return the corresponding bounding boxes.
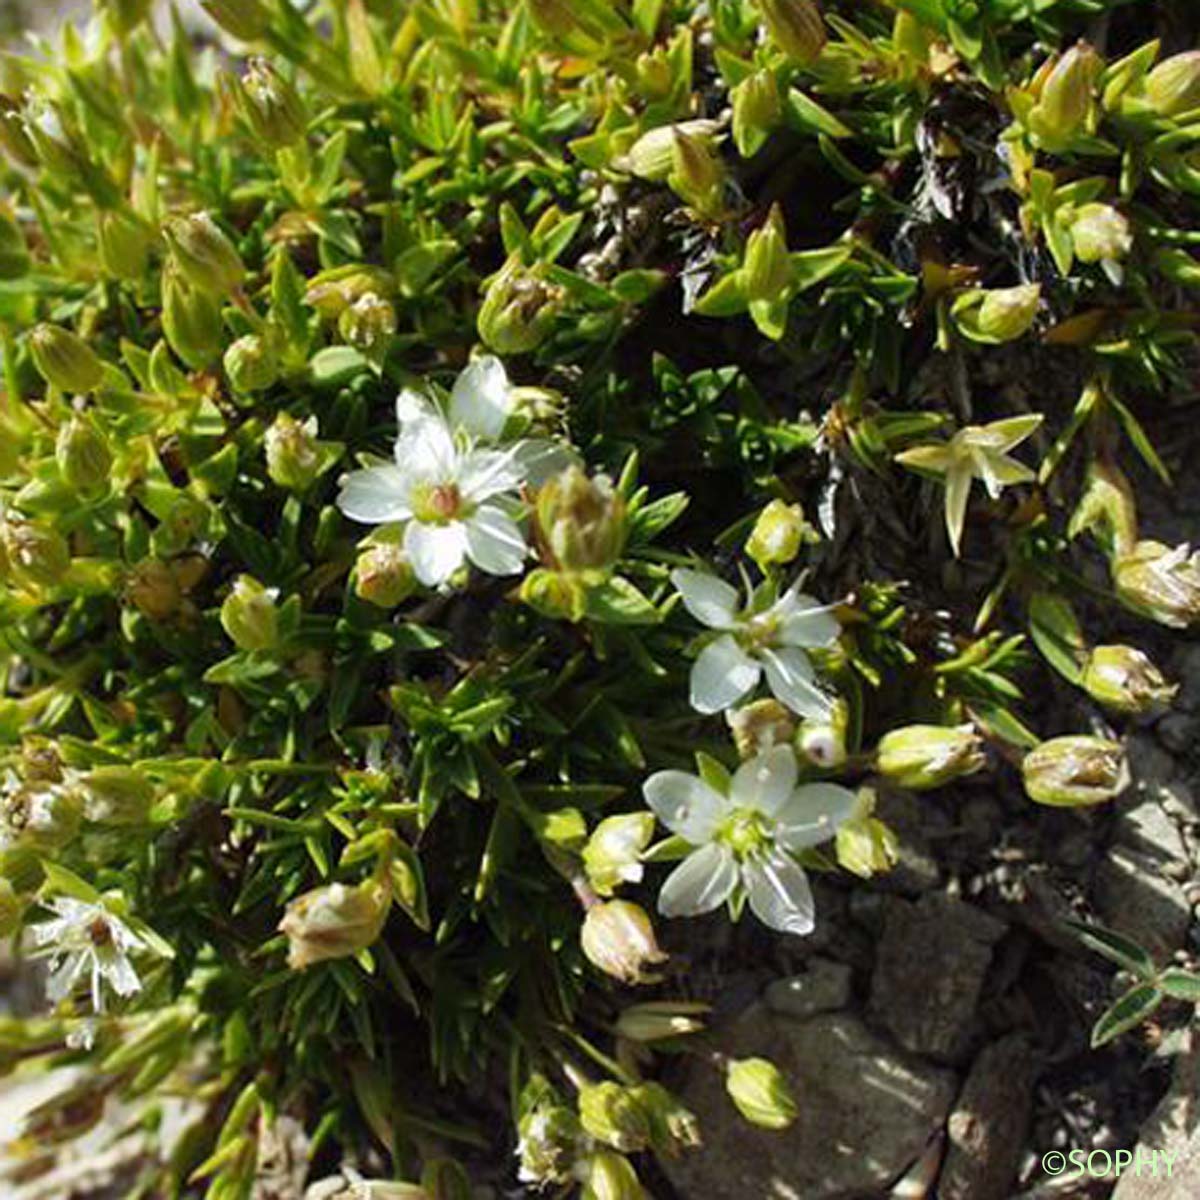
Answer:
[716,808,774,860]
[741,612,780,652]
[411,481,463,524]
[88,917,113,947]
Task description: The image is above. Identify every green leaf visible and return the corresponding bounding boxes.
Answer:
[1091,983,1163,1047]
[1027,591,1085,684]
[693,270,748,318]
[785,89,854,139]
[585,577,660,625]
[1156,969,1200,1003]
[1066,919,1156,978]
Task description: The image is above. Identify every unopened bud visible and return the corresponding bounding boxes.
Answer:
[794,698,848,769]
[235,59,307,148]
[516,1095,580,1186]
[224,333,279,393]
[536,467,626,573]
[732,70,782,158]
[264,413,321,492]
[162,265,223,370]
[756,0,826,66]
[727,699,797,760]
[620,121,720,182]
[1068,457,1138,557]
[0,208,30,279]
[201,0,270,41]
[164,212,245,298]
[582,813,654,897]
[725,1057,797,1130]
[579,1081,652,1152]
[669,129,725,215]
[746,496,810,568]
[835,788,899,878]
[126,559,182,620]
[581,1150,647,1200]
[615,1000,709,1043]
[518,567,587,622]
[876,723,986,790]
[29,323,104,393]
[1143,51,1200,118]
[1030,42,1100,146]
[279,878,390,970]
[477,257,563,355]
[56,416,112,495]
[355,541,417,608]
[1,517,70,587]
[1069,203,1132,264]
[1081,645,1176,715]
[580,900,667,986]
[220,576,280,652]
[305,264,396,320]
[2,780,81,850]
[951,284,1040,344]
[1022,735,1129,806]
[339,291,397,352]
[96,207,154,281]
[1113,540,1200,628]
[630,1082,701,1156]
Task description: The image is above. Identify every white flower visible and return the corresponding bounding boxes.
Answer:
[644,745,855,935]
[30,897,145,1014]
[671,568,840,718]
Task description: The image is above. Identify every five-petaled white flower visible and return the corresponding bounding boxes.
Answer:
[30,897,145,1014]
[644,746,855,935]
[671,568,840,719]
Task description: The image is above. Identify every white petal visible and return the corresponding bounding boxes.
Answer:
[776,783,858,850]
[744,849,815,935]
[690,635,761,714]
[671,568,740,629]
[730,745,799,817]
[776,592,841,648]
[395,387,437,429]
[658,844,738,918]
[396,413,458,478]
[643,770,728,842]
[450,356,511,440]
[404,520,468,586]
[511,438,578,486]
[458,447,524,502]
[102,951,142,997]
[464,505,527,576]
[337,465,414,524]
[762,647,833,721]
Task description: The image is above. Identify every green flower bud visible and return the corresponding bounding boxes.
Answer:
[0,94,38,167]
[669,129,725,216]
[725,1057,798,1130]
[162,265,224,370]
[223,333,279,393]
[615,1000,709,1043]
[580,900,667,986]
[630,1081,701,1156]
[28,323,104,393]
[518,567,588,622]
[338,291,397,352]
[579,1081,652,1152]
[1069,203,1132,264]
[1144,51,1200,118]
[732,70,782,158]
[746,497,810,568]
[80,766,155,825]
[0,875,24,937]
[264,413,320,492]
[835,788,899,878]
[582,813,654,897]
[477,257,563,355]
[1,517,70,587]
[876,723,986,790]
[96,207,154,281]
[2,780,81,851]
[278,878,390,970]
[580,1151,648,1200]
[516,1097,581,1186]
[950,284,1041,345]
[201,0,271,41]
[1068,458,1138,557]
[56,415,112,495]
[355,541,417,608]
[0,208,30,279]
[1022,735,1129,807]
[235,59,307,148]
[726,699,797,760]
[536,467,626,573]
[220,576,280,652]
[1081,645,1177,715]
[1113,540,1200,628]
[620,120,720,182]
[795,698,849,769]
[164,212,245,298]
[1029,41,1100,147]
[743,206,796,305]
[126,559,182,620]
[99,0,153,35]
[756,0,827,66]
[305,264,396,320]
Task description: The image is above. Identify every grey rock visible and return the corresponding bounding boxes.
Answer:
[662,1009,956,1200]
[764,958,852,1020]
[1110,1125,1200,1200]
[1114,796,1189,876]
[868,894,1007,1063]
[1156,713,1196,756]
[870,788,944,893]
[939,1034,1038,1200]
[1095,845,1191,960]
[1172,643,1200,713]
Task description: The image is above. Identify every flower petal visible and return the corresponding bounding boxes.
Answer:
[404,520,468,586]
[761,647,832,720]
[744,849,815,935]
[395,387,438,429]
[396,413,457,478]
[776,783,858,850]
[658,844,738,919]
[671,568,740,629]
[643,770,728,843]
[985,413,1043,453]
[337,465,414,524]
[944,463,972,558]
[690,634,761,714]
[511,438,578,486]
[776,591,841,648]
[450,356,511,440]
[458,447,524,502]
[464,505,527,576]
[730,745,799,817]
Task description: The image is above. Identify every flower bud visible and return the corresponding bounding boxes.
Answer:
[518,567,588,622]
[1068,458,1138,557]
[746,497,810,568]
[1081,645,1176,716]
[56,415,112,495]
[794,698,849,769]
[355,541,417,608]
[0,208,30,279]
[2,780,81,850]
[835,788,899,878]
[305,265,396,320]
[669,129,725,215]
[164,212,245,298]
[1022,735,1129,807]
[1030,42,1100,146]
[727,699,797,760]
[756,0,827,66]
[80,767,155,824]
[264,413,321,492]
[615,1000,709,1043]
[725,1057,798,1130]
[580,1151,647,1200]
[582,813,654,897]
[235,59,307,148]
[126,559,182,620]
[96,208,154,281]
[580,900,667,986]
[28,323,104,393]
[0,876,24,937]
[631,1082,701,1156]
[620,120,720,182]
[201,0,271,41]
[0,95,38,167]
[100,0,153,35]
[1114,541,1200,629]
[732,70,782,158]
[579,1082,652,1152]
[1,517,70,587]
[1069,203,1132,265]
[221,333,278,393]
[536,467,626,574]
[279,878,390,970]
[1143,51,1200,118]
[950,284,1040,345]
[162,265,224,370]
[477,257,563,355]
[339,291,397,352]
[220,576,280,652]
[516,1096,580,1186]
[876,723,986,790]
